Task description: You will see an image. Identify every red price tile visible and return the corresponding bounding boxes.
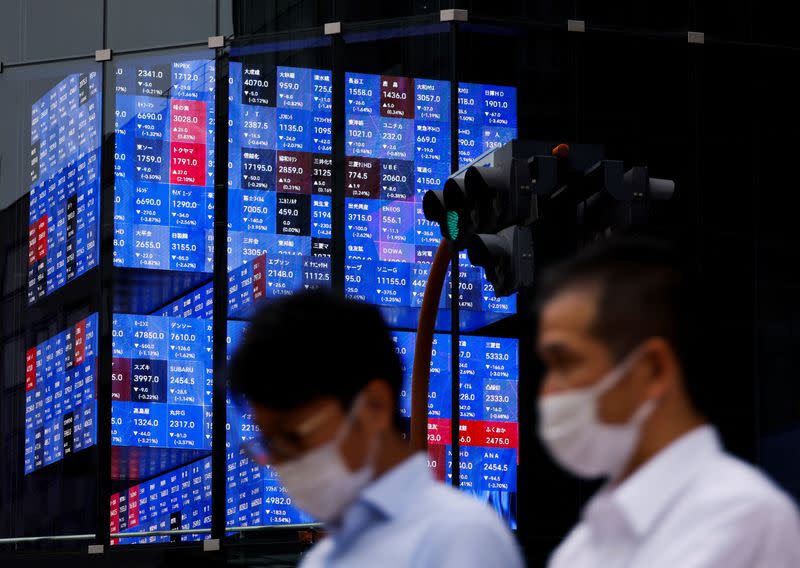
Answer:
[35,216,48,261]
[427,417,452,446]
[25,348,37,391]
[170,99,207,144]
[252,254,266,301]
[170,142,206,186]
[74,319,86,365]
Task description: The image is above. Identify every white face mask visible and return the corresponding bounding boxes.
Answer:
[537,349,657,480]
[272,400,376,523]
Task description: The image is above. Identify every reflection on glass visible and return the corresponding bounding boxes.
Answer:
[110,457,212,544]
[24,313,99,474]
[109,282,213,544]
[111,312,213,450]
[27,71,101,304]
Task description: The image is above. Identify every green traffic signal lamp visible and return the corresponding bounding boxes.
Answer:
[421,189,461,242]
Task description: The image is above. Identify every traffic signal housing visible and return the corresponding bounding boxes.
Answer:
[423,140,675,298]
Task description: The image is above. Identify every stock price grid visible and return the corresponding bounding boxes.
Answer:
[27,71,101,304]
[226,62,333,309]
[24,314,98,474]
[113,59,216,272]
[394,332,519,528]
[105,65,518,538]
[344,73,518,313]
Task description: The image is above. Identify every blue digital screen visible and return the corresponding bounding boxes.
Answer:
[392,331,519,528]
[343,73,517,316]
[224,320,314,527]
[111,457,213,544]
[27,71,102,305]
[111,313,213,450]
[156,281,214,320]
[24,314,99,474]
[113,59,216,272]
[227,63,332,305]
[457,82,518,168]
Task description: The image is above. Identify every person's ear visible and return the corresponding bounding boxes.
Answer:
[358,379,394,434]
[638,337,680,400]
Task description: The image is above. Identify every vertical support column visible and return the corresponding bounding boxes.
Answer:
[95,54,114,547]
[448,22,461,489]
[330,31,345,297]
[211,47,230,542]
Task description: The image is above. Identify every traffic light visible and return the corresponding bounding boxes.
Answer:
[423,140,675,298]
[467,225,533,297]
[422,140,555,296]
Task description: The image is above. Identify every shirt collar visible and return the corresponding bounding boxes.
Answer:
[593,425,722,537]
[359,452,432,520]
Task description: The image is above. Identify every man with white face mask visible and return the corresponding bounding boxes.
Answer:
[229,290,523,568]
[537,237,800,568]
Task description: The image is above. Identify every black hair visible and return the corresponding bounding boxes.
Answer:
[228,290,405,429]
[537,236,708,416]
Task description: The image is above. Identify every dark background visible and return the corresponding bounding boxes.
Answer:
[2,1,799,566]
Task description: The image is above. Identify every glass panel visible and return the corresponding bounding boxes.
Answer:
[0,0,23,63]
[225,34,332,531]
[226,55,333,315]
[107,0,216,51]
[0,0,102,64]
[225,321,314,528]
[0,58,103,547]
[342,27,516,332]
[574,0,689,32]
[107,48,216,544]
[459,0,571,22]
[220,0,333,38]
[392,331,519,528]
[27,72,102,304]
[339,0,443,22]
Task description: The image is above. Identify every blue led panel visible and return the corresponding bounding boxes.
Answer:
[113,59,215,271]
[27,71,102,304]
[227,63,332,301]
[111,456,212,544]
[224,320,314,527]
[392,331,519,528]
[344,74,518,317]
[111,313,212,450]
[24,314,99,474]
[457,82,517,168]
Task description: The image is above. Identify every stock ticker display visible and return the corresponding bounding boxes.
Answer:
[457,82,518,167]
[393,332,519,528]
[108,305,517,536]
[111,456,212,544]
[344,73,518,314]
[226,63,332,299]
[24,314,99,474]
[113,59,216,271]
[27,71,101,304]
[16,64,521,535]
[111,310,213,450]
[225,320,314,528]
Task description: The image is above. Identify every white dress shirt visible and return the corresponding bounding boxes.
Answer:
[548,425,800,568]
[298,453,524,568]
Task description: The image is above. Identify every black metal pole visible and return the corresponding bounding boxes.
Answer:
[210,46,230,543]
[449,22,460,489]
[95,50,114,549]
[331,32,345,298]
